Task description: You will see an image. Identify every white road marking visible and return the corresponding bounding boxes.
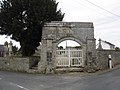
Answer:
[10,82,30,90]
[16,84,30,90]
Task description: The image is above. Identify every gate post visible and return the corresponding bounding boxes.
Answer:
[68,48,71,67]
[38,39,54,74]
[86,39,97,71]
[38,39,47,73]
[46,39,54,73]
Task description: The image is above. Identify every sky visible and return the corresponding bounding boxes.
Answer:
[58,40,80,48]
[56,0,120,47]
[0,0,120,47]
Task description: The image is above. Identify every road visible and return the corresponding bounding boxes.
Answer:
[0,68,120,90]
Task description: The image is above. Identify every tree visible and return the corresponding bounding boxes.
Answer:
[0,0,64,56]
[12,45,18,55]
[115,47,120,51]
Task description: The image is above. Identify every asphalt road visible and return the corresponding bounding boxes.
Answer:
[0,68,120,90]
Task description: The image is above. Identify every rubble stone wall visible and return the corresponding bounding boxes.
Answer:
[0,57,29,72]
[96,50,120,69]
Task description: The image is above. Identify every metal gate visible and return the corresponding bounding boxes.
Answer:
[56,48,83,67]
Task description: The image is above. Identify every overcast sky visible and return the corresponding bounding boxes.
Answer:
[56,0,120,47]
[0,0,120,47]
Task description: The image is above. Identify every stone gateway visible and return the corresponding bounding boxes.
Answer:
[38,21,96,73]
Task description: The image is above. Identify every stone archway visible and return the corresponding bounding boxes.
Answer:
[38,21,96,73]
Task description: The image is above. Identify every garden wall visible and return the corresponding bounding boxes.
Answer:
[97,50,120,69]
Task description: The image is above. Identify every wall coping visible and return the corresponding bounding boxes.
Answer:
[44,21,94,28]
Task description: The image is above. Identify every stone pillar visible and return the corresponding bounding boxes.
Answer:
[46,39,54,73]
[38,39,54,74]
[52,42,57,68]
[4,41,9,57]
[86,39,97,71]
[97,39,103,50]
[87,39,96,56]
[8,41,13,56]
[38,39,47,73]
[82,44,87,67]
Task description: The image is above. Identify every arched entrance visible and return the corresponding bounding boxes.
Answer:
[56,40,83,67]
[39,22,96,73]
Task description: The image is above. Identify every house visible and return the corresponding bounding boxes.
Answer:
[97,39,115,50]
[102,41,115,50]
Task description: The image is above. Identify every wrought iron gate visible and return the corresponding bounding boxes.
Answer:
[56,48,83,67]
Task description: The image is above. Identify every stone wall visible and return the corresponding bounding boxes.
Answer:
[0,57,29,72]
[29,56,40,69]
[96,50,120,69]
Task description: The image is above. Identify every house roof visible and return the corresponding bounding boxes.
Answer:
[101,39,115,46]
[0,45,4,51]
[103,41,115,46]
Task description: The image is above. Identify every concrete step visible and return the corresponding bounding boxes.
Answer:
[55,67,84,73]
